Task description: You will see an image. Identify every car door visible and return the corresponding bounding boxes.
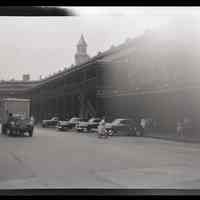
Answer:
[52,117,58,126]
[92,119,101,128]
[120,120,132,135]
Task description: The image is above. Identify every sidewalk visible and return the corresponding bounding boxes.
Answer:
[145,131,200,144]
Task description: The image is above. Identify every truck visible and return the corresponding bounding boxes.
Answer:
[0,98,34,137]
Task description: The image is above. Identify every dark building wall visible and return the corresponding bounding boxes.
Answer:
[28,63,99,122]
[98,87,200,133]
[95,24,200,133]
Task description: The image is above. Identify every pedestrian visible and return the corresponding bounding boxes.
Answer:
[7,113,14,124]
[177,120,183,138]
[140,118,146,129]
[98,116,107,138]
[4,113,14,135]
[139,118,146,136]
[30,115,35,125]
[135,117,143,136]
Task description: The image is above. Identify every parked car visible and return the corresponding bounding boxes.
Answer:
[42,117,59,128]
[56,117,81,131]
[104,118,140,136]
[75,117,101,132]
[3,114,34,137]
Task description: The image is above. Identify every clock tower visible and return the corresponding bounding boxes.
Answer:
[75,34,90,65]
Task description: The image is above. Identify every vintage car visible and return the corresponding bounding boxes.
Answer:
[2,115,34,137]
[75,117,101,132]
[56,117,81,131]
[104,118,142,136]
[42,117,59,128]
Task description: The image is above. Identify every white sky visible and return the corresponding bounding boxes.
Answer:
[0,7,199,81]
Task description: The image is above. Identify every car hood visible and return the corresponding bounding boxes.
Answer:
[59,121,70,125]
[78,121,89,126]
[105,123,112,129]
[43,120,52,123]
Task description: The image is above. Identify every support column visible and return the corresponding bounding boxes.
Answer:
[39,100,44,122]
[71,95,75,117]
[55,98,59,118]
[64,95,68,118]
[79,92,85,119]
[63,95,67,119]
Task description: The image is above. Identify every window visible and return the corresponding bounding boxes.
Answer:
[121,120,131,125]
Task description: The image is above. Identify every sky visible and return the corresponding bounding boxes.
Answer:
[0,7,199,81]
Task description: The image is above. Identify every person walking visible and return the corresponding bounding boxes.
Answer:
[135,117,143,136]
[139,118,146,136]
[98,116,108,139]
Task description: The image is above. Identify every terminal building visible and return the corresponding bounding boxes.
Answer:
[0,18,200,134]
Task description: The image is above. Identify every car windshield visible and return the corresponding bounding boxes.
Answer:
[70,118,79,122]
[52,117,58,120]
[13,114,25,119]
[12,116,21,121]
[111,119,128,125]
[13,116,29,123]
[88,118,94,123]
[88,118,99,123]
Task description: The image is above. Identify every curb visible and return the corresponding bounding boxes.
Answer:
[145,134,200,144]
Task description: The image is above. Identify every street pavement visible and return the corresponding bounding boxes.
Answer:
[0,127,200,189]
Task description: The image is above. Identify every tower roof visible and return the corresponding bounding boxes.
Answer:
[77,34,87,46]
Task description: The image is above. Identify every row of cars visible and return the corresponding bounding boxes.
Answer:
[42,117,144,136]
[42,117,101,132]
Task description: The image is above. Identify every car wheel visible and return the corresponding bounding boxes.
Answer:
[19,130,24,137]
[42,124,46,128]
[1,125,6,135]
[82,128,86,132]
[3,128,8,136]
[29,130,33,137]
[108,130,114,136]
[7,129,12,136]
[136,130,142,137]
[84,128,90,132]
[87,128,91,132]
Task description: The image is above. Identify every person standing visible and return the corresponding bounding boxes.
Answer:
[177,120,183,138]
[4,113,14,135]
[140,118,146,135]
[30,115,35,125]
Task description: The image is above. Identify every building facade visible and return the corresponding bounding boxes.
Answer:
[1,20,200,134]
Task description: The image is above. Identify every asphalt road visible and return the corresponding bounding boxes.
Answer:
[0,126,200,189]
